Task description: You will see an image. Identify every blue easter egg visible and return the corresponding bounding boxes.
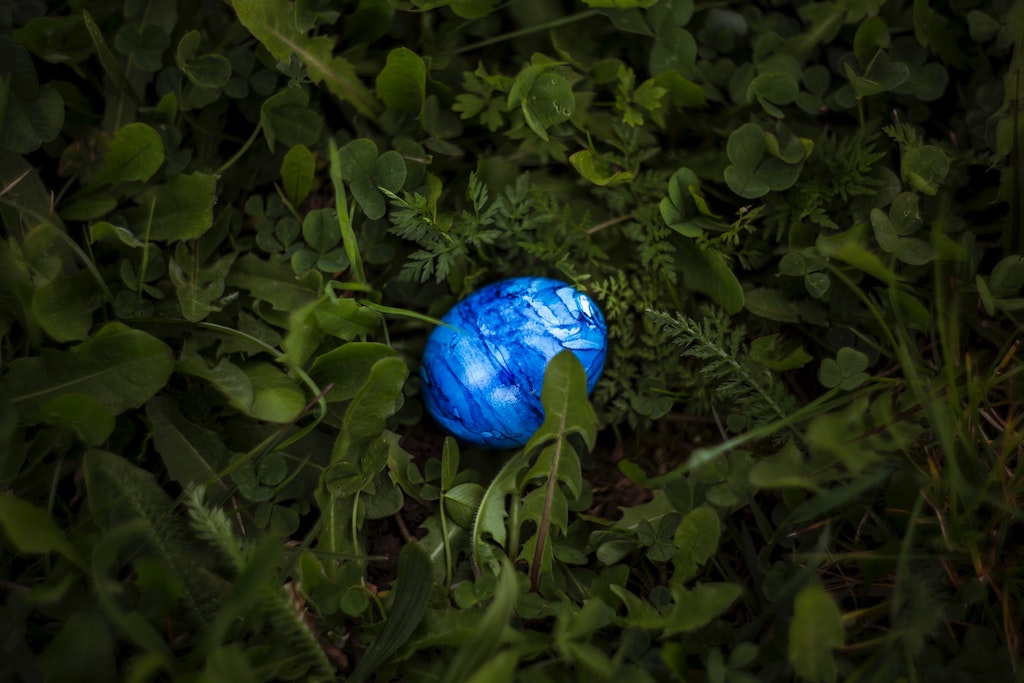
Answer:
[420,277,607,449]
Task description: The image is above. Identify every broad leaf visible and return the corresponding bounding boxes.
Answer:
[0,492,86,569]
[376,47,426,113]
[347,543,433,683]
[0,322,173,419]
[146,397,232,501]
[226,253,320,311]
[789,583,845,683]
[281,144,315,208]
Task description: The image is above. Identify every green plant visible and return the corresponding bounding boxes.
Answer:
[2,0,1023,681]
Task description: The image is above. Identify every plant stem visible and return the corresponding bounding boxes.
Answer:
[454,10,600,54]
[215,121,263,176]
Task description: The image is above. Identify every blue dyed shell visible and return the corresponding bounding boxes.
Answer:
[420,277,607,449]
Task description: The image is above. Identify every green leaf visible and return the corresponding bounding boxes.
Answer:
[789,583,845,683]
[442,558,518,683]
[231,0,381,116]
[176,30,231,89]
[136,172,218,242]
[84,449,225,626]
[283,295,380,366]
[0,322,173,419]
[176,351,254,416]
[31,269,102,342]
[676,239,744,314]
[348,543,433,683]
[0,80,65,154]
[281,144,315,208]
[0,492,86,569]
[569,149,635,186]
[672,505,720,583]
[901,145,949,196]
[227,253,320,311]
[242,361,306,423]
[660,166,707,237]
[843,57,910,98]
[261,87,323,152]
[519,351,596,588]
[818,347,870,390]
[38,610,116,683]
[724,123,806,199]
[89,222,144,247]
[750,334,813,371]
[145,397,231,501]
[664,582,742,635]
[853,16,890,65]
[331,355,407,461]
[300,208,337,253]
[92,122,165,187]
[37,393,115,446]
[338,138,407,220]
[748,72,799,106]
[989,255,1024,298]
[523,71,574,135]
[583,0,657,6]
[912,0,966,66]
[375,47,426,113]
[309,342,400,403]
[748,441,819,490]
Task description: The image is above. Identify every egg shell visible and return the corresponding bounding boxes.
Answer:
[420,277,607,449]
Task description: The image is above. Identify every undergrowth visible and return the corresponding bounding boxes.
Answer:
[1,0,1023,681]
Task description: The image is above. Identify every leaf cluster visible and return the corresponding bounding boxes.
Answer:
[1,0,1023,681]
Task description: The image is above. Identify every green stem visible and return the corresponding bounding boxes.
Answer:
[215,121,263,176]
[439,492,453,587]
[454,10,600,54]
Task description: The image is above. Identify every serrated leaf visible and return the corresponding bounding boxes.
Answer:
[146,397,231,501]
[92,122,165,187]
[83,449,225,626]
[789,583,845,683]
[231,0,381,116]
[664,582,742,635]
[0,322,173,419]
[672,505,720,583]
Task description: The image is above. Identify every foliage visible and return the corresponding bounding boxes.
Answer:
[1,0,1023,681]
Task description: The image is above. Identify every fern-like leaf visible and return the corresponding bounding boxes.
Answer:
[646,308,797,439]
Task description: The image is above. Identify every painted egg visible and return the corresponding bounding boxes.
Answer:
[420,277,607,449]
